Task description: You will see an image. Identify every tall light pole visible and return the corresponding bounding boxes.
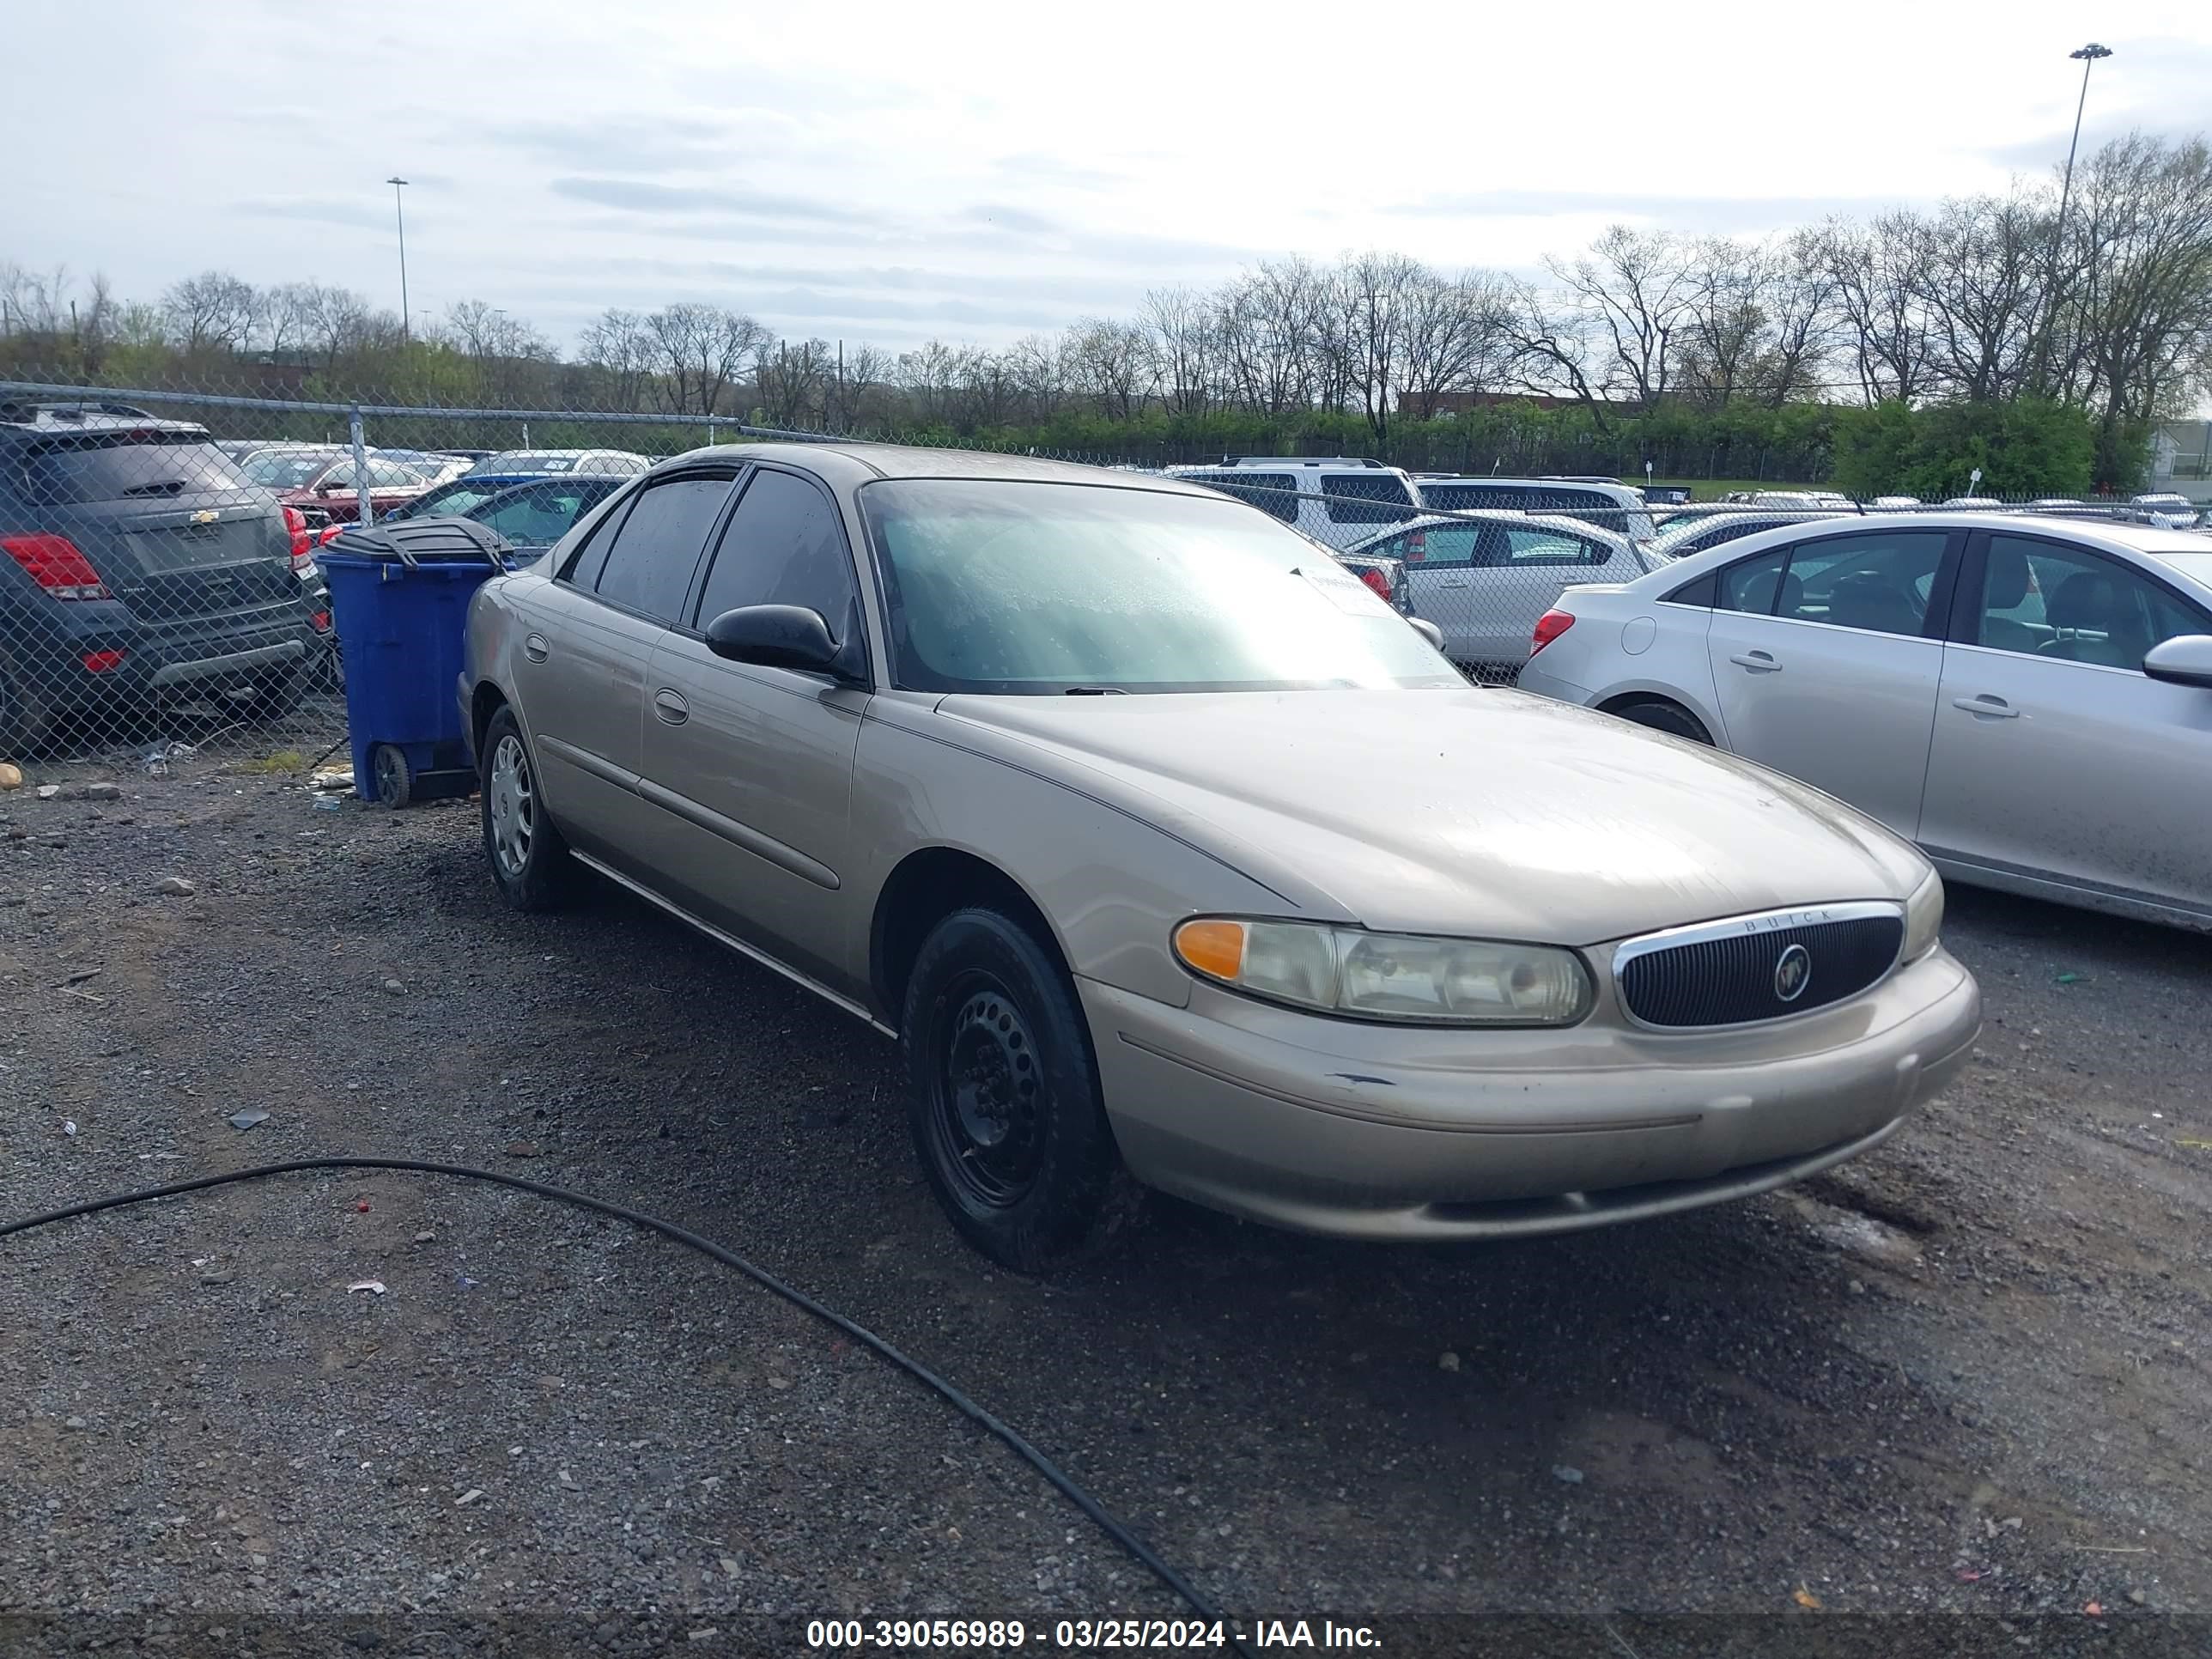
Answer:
[2039,45,2111,392]
[2057,45,2112,247]
[386,176,411,341]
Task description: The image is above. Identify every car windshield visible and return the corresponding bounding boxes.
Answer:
[860,480,1460,695]
[240,451,337,489]
[479,452,579,473]
[385,479,501,520]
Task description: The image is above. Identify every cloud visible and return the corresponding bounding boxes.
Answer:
[996,152,1124,191]
[1384,188,1922,234]
[548,177,880,225]
[232,199,398,232]
[960,204,1063,235]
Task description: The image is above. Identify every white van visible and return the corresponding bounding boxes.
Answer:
[1166,458,1423,548]
[1412,476,1656,545]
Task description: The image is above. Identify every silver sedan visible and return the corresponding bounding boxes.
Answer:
[1346,511,1652,676]
[1517,513,2212,931]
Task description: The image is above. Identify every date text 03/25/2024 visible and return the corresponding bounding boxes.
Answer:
[804,1618,1382,1650]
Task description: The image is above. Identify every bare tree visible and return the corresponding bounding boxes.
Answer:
[1215,259,1325,416]
[2057,134,2212,467]
[1143,287,1216,416]
[825,343,891,430]
[1399,269,1510,420]
[1065,319,1155,422]
[1005,333,1071,422]
[754,337,835,428]
[1549,227,1692,412]
[577,307,658,409]
[260,281,321,360]
[1495,278,1611,429]
[646,303,767,416]
[1915,194,2053,401]
[1819,212,1937,403]
[161,270,259,357]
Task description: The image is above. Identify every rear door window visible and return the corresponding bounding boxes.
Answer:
[22,436,254,506]
[589,474,733,622]
[1321,473,1414,525]
[1182,471,1298,523]
[1485,527,1612,567]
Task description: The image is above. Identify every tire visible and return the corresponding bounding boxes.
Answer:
[478,705,576,911]
[240,661,307,723]
[1610,698,1712,744]
[0,652,55,759]
[901,907,1137,1272]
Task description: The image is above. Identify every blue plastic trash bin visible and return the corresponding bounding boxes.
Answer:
[317,518,514,806]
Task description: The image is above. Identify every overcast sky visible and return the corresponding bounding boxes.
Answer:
[11,0,2211,356]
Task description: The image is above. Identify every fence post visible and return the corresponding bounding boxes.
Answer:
[348,407,374,527]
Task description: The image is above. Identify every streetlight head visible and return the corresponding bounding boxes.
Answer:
[386,175,410,186]
[2069,43,2112,60]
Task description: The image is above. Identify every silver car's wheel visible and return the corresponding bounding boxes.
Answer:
[478,704,575,912]
[487,733,534,877]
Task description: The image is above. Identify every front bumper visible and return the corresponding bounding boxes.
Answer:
[1084,946,1979,1240]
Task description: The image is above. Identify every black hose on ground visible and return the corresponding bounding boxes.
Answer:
[0,1155,1245,1649]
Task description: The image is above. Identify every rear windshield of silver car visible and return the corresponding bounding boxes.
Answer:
[24,434,258,506]
[857,480,1461,696]
[1420,482,1654,540]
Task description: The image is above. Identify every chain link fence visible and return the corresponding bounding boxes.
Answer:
[3,373,2204,794]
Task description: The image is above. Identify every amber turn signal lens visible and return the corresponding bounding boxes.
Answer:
[1172,918,1247,981]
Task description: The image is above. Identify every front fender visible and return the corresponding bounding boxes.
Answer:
[851,702,1297,1010]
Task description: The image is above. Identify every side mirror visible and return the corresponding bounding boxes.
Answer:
[2142,634,2212,689]
[1408,617,1445,652]
[704,605,847,676]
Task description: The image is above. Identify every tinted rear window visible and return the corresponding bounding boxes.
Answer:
[23,435,256,506]
[1321,473,1413,525]
[1181,471,1298,524]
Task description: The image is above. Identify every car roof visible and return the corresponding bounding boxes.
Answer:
[1355,509,1633,548]
[0,401,206,439]
[661,441,1226,496]
[1421,475,1644,500]
[1634,510,2212,582]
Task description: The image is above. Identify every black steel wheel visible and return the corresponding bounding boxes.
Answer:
[902,906,1136,1271]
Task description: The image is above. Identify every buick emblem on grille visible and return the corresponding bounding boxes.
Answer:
[1773,943,1813,1002]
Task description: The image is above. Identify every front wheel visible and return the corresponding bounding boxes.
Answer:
[478,706,576,910]
[902,907,1137,1272]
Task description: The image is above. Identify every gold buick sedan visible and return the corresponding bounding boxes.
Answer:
[459,446,1980,1270]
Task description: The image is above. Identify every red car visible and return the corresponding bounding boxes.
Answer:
[235,445,430,525]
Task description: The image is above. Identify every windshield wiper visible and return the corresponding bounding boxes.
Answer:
[1062,686,1127,696]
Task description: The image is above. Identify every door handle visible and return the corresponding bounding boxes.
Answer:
[523,633,549,663]
[653,689,690,726]
[1729,651,1780,672]
[1953,694,2020,718]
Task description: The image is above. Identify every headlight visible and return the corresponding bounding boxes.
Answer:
[1902,871,1944,962]
[1172,918,1593,1027]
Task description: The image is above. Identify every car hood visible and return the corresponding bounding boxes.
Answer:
[936,688,1928,947]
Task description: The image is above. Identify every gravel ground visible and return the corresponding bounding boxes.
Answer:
[1,748,2207,1653]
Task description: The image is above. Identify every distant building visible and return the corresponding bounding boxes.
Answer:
[2149,419,2210,487]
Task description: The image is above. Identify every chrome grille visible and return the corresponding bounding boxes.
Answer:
[1613,903,1905,1030]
